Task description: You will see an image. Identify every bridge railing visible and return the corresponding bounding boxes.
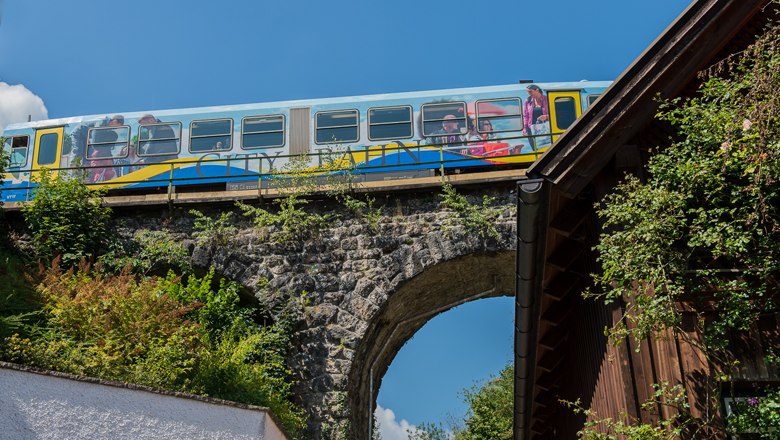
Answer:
[3,132,553,202]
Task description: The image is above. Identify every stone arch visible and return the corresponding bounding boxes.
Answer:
[107,186,519,439]
[347,250,516,439]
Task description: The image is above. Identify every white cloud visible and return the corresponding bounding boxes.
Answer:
[375,405,416,440]
[0,82,48,134]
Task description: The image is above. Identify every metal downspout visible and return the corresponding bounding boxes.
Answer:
[514,179,548,440]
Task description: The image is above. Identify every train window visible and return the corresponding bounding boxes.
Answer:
[37,133,59,165]
[421,102,467,137]
[242,115,285,149]
[315,110,359,144]
[554,97,578,130]
[587,94,601,107]
[87,126,130,160]
[4,136,29,167]
[476,99,523,133]
[189,119,232,153]
[368,106,413,140]
[138,122,182,157]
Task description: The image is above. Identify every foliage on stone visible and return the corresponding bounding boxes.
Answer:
[99,228,191,275]
[189,209,238,247]
[237,154,386,243]
[0,264,306,437]
[338,193,382,233]
[237,196,335,244]
[321,390,352,440]
[439,183,501,240]
[590,16,780,436]
[236,155,343,243]
[21,169,111,266]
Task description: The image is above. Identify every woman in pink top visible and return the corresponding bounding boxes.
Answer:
[522,84,549,135]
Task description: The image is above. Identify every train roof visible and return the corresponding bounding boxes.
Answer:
[4,80,612,132]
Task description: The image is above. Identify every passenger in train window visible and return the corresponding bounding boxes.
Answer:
[466,118,488,156]
[138,114,178,162]
[430,114,466,153]
[214,138,230,150]
[89,116,124,183]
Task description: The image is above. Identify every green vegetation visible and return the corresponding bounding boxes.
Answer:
[439,183,501,240]
[22,169,111,266]
[0,164,307,437]
[408,423,451,440]
[452,364,513,440]
[563,384,691,440]
[237,155,385,243]
[410,364,513,440]
[1,266,305,436]
[586,17,780,437]
[99,228,191,275]
[338,193,382,233]
[237,195,335,244]
[725,388,780,437]
[189,209,238,246]
[0,246,41,340]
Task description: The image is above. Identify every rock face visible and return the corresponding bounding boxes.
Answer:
[111,184,518,439]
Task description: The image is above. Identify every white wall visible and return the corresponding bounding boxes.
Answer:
[0,363,289,440]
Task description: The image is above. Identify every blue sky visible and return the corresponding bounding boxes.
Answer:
[0,0,692,437]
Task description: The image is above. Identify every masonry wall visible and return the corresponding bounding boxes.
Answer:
[105,184,519,439]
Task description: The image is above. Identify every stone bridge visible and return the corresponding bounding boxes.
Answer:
[110,180,519,439]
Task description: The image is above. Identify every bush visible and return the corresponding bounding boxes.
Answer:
[0,264,306,437]
[22,169,111,265]
[0,246,41,340]
[99,229,191,275]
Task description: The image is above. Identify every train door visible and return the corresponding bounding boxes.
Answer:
[289,107,311,157]
[31,127,64,178]
[547,91,582,142]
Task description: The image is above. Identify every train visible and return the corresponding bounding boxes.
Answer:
[0,80,611,203]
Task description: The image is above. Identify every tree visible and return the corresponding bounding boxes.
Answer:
[454,364,513,440]
[590,16,780,436]
[411,365,513,440]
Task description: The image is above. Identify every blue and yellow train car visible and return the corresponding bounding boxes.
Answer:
[1,81,610,202]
